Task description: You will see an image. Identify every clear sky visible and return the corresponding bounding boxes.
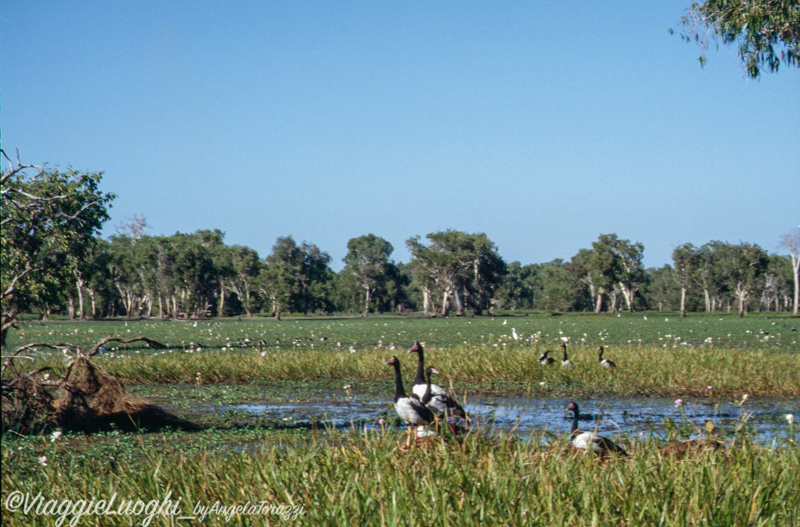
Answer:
[2,2,798,271]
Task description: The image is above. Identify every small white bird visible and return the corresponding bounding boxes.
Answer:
[512,328,519,340]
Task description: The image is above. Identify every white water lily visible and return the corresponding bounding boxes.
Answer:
[50,430,62,442]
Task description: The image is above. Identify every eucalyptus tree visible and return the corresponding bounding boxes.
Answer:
[463,234,507,316]
[495,262,538,310]
[169,232,219,317]
[565,248,598,312]
[81,238,115,318]
[589,234,646,313]
[221,245,262,317]
[297,242,333,314]
[191,229,229,316]
[674,0,800,78]
[716,242,769,317]
[538,261,571,312]
[263,236,332,318]
[645,265,681,312]
[263,237,299,319]
[407,232,465,316]
[132,236,165,318]
[407,230,505,316]
[615,238,646,312]
[379,262,410,313]
[694,241,729,312]
[343,234,396,316]
[759,254,793,312]
[589,238,618,312]
[106,234,148,316]
[672,243,699,317]
[151,235,179,318]
[1,155,114,344]
[780,228,800,315]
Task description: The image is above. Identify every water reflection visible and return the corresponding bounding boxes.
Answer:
[220,394,798,443]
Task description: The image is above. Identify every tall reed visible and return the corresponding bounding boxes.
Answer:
[3,426,798,526]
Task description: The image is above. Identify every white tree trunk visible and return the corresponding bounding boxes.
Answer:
[619,283,634,312]
[454,289,464,316]
[88,289,97,319]
[680,287,687,317]
[792,255,800,316]
[736,285,748,317]
[75,274,85,320]
[441,289,451,316]
[594,291,604,314]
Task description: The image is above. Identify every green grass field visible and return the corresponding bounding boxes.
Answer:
[3,313,799,525]
[5,312,799,396]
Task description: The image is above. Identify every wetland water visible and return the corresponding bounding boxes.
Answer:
[139,384,799,443]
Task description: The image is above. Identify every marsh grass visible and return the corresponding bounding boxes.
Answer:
[13,338,800,398]
[2,424,798,526]
[4,315,798,525]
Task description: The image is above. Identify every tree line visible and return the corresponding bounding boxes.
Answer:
[2,163,799,345]
[27,225,800,322]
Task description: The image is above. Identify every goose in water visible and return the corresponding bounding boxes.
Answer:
[386,356,435,448]
[566,401,627,456]
[408,342,467,420]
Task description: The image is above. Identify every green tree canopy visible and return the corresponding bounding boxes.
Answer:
[263,236,331,318]
[674,0,800,78]
[342,234,396,316]
[407,230,505,316]
[1,154,114,344]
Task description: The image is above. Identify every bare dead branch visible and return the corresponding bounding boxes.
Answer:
[87,335,169,356]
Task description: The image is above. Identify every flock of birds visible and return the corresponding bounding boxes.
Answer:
[386,341,625,455]
[537,341,616,369]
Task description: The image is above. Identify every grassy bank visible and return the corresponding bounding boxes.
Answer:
[10,340,800,398]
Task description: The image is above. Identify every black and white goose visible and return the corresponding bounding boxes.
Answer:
[566,401,626,456]
[420,366,440,405]
[539,350,555,366]
[408,342,467,420]
[386,356,435,448]
[560,341,574,368]
[597,346,616,369]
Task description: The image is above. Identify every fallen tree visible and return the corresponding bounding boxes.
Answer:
[2,335,202,434]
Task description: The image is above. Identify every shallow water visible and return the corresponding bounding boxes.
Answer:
[185,388,798,443]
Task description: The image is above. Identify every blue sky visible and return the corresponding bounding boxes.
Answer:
[2,2,798,271]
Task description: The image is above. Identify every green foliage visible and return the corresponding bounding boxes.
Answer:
[264,236,333,317]
[341,234,403,315]
[1,160,115,343]
[407,230,506,316]
[675,0,800,78]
